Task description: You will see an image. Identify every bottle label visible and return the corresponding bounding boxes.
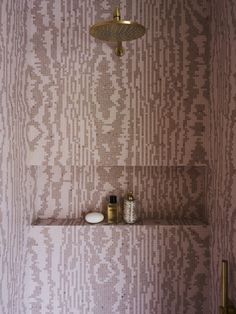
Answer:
[107,206,117,224]
[123,200,137,224]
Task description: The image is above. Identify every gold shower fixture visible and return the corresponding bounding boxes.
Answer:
[89,7,146,56]
[220,260,236,314]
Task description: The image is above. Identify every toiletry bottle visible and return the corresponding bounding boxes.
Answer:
[123,192,138,224]
[107,195,118,224]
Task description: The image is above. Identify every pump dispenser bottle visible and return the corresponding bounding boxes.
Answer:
[123,192,138,224]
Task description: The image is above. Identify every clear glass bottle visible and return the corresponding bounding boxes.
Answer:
[107,195,118,224]
[123,192,138,224]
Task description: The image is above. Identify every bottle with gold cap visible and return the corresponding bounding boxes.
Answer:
[123,192,138,224]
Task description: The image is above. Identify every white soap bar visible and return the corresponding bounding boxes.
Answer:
[85,212,104,224]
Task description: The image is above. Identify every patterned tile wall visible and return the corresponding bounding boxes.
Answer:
[0,0,29,313]
[0,0,211,313]
[30,165,207,221]
[26,0,209,166]
[25,225,209,314]
[209,0,236,312]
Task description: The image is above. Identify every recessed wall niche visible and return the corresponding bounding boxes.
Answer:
[30,165,207,223]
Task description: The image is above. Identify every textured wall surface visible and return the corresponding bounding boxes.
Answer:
[24,0,209,312]
[26,0,209,167]
[0,0,211,313]
[30,165,207,221]
[25,225,209,314]
[209,0,236,312]
[0,0,29,313]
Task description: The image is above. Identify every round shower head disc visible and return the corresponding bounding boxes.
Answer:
[89,7,145,56]
[89,19,146,42]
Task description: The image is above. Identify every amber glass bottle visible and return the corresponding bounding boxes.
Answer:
[107,195,118,224]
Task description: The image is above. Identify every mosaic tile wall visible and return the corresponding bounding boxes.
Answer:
[26,0,209,167]
[0,0,29,313]
[0,0,211,313]
[209,0,236,312]
[30,165,207,222]
[25,225,209,314]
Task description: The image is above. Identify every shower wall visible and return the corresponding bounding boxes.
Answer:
[0,0,29,313]
[209,0,236,312]
[26,0,209,221]
[26,1,209,168]
[0,0,210,313]
[25,225,209,314]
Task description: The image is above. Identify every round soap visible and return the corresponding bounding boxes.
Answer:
[85,212,104,224]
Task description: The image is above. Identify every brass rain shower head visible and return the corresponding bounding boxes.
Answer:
[89,7,146,56]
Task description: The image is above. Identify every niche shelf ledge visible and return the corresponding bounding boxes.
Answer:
[32,217,208,226]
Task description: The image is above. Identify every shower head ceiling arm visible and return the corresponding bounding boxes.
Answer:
[113,8,124,57]
[113,7,121,21]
